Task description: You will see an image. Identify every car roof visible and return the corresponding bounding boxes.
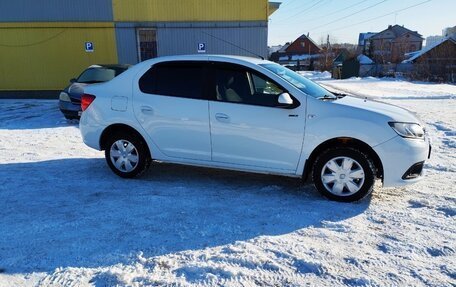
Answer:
[88,64,132,69]
[142,54,274,66]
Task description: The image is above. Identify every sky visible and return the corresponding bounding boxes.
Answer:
[268,0,456,46]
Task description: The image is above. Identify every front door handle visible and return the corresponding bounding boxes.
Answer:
[215,113,229,122]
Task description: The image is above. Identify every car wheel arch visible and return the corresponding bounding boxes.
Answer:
[99,123,151,157]
[303,137,384,182]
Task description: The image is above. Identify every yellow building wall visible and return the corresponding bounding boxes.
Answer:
[0,22,118,90]
[113,0,268,22]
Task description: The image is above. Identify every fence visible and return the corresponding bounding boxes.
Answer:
[357,63,455,83]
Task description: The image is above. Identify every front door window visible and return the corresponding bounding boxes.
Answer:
[214,64,285,107]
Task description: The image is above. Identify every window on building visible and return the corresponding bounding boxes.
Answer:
[139,62,205,100]
[384,41,391,50]
[137,29,157,62]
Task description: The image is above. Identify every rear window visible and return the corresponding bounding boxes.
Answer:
[139,62,205,100]
[77,67,127,84]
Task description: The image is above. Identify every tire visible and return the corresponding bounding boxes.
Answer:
[104,132,151,178]
[64,115,78,120]
[312,147,375,202]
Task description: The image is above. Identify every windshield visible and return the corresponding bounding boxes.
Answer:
[77,67,126,84]
[260,63,336,99]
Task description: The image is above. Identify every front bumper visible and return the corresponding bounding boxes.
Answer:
[374,135,431,187]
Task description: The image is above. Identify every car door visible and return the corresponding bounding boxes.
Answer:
[132,61,211,161]
[208,62,305,172]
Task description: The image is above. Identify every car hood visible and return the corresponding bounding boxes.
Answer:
[64,83,89,99]
[334,96,422,124]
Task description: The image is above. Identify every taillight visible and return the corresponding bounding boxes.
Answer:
[81,94,96,111]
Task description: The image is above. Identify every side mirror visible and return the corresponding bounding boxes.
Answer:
[70,78,77,83]
[278,92,294,105]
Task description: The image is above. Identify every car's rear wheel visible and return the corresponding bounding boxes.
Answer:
[312,147,375,202]
[105,132,151,178]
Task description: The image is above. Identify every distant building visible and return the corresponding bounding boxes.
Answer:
[333,49,350,67]
[426,35,444,47]
[270,34,321,69]
[285,34,321,55]
[268,45,283,56]
[403,38,456,82]
[368,24,423,63]
[358,32,376,54]
[357,54,374,65]
[278,43,290,53]
[443,26,456,40]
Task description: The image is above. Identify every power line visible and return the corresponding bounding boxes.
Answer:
[279,0,302,10]
[309,0,389,31]
[271,0,432,44]
[289,0,370,25]
[201,31,265,60]
[271,0,319,21]
[286,0,327,21]
[329,0,432,32]
[0,29,67,47]
[269,0,317,23]
[273,0,326,24]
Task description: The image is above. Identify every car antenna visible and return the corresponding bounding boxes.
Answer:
[201,31,265,60]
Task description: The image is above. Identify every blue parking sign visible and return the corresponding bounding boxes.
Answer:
[85,42,94,52]
[197,43,206,53]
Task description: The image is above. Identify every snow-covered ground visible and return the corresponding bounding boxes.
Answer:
[299,71,456,100]
[0,77,455,286]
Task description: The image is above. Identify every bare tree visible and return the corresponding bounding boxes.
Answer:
[370,39,392,64]
[393,37,418,64]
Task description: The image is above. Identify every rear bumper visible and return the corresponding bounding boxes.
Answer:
[59,100,81,118]
[374,135,430,187]
[79,110,103,150]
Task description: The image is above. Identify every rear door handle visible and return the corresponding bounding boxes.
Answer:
[215,113,229,122]
[141,106,154,115]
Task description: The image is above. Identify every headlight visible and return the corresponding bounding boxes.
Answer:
[59,92,71,102]
[389,122,425,139]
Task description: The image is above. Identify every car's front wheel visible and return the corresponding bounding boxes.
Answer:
[105,132,151,178]
[312,147,375,202]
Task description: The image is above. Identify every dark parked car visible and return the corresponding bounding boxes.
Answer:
[59,64,130,119]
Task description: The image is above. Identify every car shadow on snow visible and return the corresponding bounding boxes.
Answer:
[0,158,370,274]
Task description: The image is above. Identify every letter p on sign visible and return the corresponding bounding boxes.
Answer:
[85,42,94,53]
[198,43,206,53]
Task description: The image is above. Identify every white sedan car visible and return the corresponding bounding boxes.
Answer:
[80,55,431,202]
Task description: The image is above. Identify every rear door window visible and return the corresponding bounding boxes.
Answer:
[139,61,206,100]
